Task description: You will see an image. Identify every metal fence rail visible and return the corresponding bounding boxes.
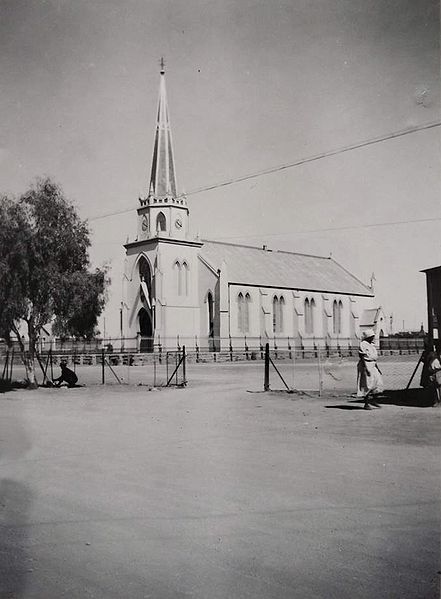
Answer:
[0,334,425,359]
[1,343,422,394]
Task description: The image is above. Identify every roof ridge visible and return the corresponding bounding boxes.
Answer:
[202,238,329,259]
[201,238,263,250]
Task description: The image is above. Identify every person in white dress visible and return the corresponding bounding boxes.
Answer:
[357,329,384,409]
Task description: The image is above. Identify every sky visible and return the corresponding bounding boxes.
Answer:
[1,0,439,335]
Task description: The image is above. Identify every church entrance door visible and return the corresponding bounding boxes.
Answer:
[138,308,153,352]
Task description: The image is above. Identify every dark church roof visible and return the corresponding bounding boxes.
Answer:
[200,240,373,297]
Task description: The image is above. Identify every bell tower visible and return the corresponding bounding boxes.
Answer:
[124,61,203,351]
[137,60,189,241]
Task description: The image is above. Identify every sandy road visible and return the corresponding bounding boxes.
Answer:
[0,378,439,598]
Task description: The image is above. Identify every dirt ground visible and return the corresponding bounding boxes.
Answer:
[0,369,440,598]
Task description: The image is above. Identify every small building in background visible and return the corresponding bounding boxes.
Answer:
[359,307,388,341]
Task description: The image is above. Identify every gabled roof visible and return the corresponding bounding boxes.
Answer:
[360,308,381,326]
[421,265,441,273]
[200,240,373,297]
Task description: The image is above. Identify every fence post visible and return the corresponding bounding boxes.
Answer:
[291,338,295,389]
[317,347,323,396]
[158,337,162,364]
[259,336,263,360]
[287,336,292,360]
[264,343,270,391]
[195,336,199,363]
[182,345,187,386]
[101,348,105,384]
[153,356,157,387]
[244,336,249,360]
[229,335,233,362]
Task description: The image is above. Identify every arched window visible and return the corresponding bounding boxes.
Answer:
[273,296,279,333]
[333,300,339,334]
[272,295,284,334]
[304,298,311,334]
[138,256,152,303]
[174,261,182,295]
[305,297,315,335]
[238,293,245,332]
[156,212,166,232]
[182,262,189,296]
[310,298,315,334]
[338,300,343,335]
[279,296,285,333]
[244,293,251,333]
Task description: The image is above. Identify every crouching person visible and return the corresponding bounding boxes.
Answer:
[53,360,78,388]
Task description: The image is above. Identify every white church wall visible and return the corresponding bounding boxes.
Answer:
[197,257,219,347]
[152,241,201,346]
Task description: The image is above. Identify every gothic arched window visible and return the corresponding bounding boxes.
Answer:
[174,261,182,295]
[272,296,279,333]
[272,296,284,334]
[182,262,189,296]
[238,293,245,332]
[244,293,251,333]
[156,212,166,232]
[237,292,251,334]
[279,296,285,333]
[305,297,315,335]
[138,256,152,300]
[304,298,310,334]
[338,300,343,335]
[333,300,339,334]
[310,298,316,334]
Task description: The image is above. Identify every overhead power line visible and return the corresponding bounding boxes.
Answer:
[89,120,441,222]
[185,120,441,196]
[212,216,441,241]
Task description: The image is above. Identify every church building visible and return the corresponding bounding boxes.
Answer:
[122,66,378,352]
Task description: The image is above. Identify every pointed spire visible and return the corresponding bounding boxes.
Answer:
[148,61,178,198]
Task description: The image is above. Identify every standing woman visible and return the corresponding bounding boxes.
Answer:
[357,329,384,409]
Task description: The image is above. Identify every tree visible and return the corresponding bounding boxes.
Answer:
[0,178,108,387]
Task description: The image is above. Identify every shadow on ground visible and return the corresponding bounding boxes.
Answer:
[326,405,366,410]
[327,387,437,410]
[0,415,32,597]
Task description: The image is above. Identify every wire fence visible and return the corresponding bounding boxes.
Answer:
[0,343,423,394]
[0,349,187,388]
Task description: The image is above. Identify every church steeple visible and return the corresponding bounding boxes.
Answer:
[137,62,189,241]
[148,60,178,199]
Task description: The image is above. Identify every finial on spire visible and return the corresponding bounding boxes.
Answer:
[160,56,166,74]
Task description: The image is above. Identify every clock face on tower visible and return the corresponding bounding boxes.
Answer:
[141,214,149,232]
[175,217,182,229]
